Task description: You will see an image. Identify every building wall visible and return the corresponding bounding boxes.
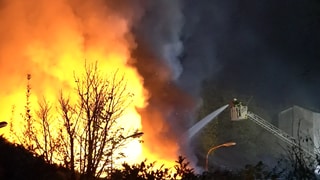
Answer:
[313,113,320,154]
[278,108,294,136]
[278,106,318,152]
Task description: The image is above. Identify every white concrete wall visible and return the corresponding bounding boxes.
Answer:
[313,112,320,154]
[278,106,319,153]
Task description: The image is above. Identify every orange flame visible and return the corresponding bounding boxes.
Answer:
[0,0,183,170]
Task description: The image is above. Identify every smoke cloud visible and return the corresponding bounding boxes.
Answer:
[130,0,199,164]
[132,0,184,80]
[133,0,320,169]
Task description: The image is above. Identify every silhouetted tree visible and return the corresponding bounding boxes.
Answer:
[33,99,61,164]
[275,120,318,179]
[11,62,142,179]
[21,74,37,151]
[71,63,139,179]
[173,156,197,179]
[58,94,79,180]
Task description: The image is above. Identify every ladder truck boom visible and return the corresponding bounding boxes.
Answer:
[230,98,315,158]
[247,111,295,147]
[246,111,315,158]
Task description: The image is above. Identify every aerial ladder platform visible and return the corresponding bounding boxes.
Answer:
[230,98,316,158]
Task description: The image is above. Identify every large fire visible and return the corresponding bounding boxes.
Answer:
[0,0,180,170]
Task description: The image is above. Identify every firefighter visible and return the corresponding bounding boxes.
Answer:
[232,98,242,117]
[232,98,240,106]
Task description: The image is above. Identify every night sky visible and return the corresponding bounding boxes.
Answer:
[179,0,320,110]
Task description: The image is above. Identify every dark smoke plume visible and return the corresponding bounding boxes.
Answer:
[132,0,320,169]
[131,0,200,163]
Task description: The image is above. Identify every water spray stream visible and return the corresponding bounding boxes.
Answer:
[186,104,229,139]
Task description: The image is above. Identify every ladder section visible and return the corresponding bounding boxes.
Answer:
[246,111,315,158]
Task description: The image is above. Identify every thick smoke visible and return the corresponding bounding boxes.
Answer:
[131,0,199,163]
[133,0,320,169]
[133,0,184,80]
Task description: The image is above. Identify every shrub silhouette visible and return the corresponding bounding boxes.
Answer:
[111,156,197,180]
[0,136,68,180]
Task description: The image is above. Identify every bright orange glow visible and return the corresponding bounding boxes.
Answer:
[0,0,180,171]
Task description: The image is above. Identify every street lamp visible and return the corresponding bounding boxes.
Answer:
[0,121,7,128]
[205,142,236,171]
[125,132,144,139]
